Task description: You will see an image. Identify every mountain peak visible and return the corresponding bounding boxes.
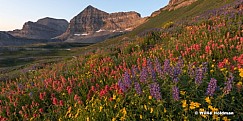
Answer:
[86,5,96,9]
[83,5,102,12]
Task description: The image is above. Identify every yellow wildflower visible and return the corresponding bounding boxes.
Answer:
[99,106,103,112]
[113,95,116,100]
[189,103,196,110]
[140,114,143,119]
[208,105,213,110]
[239,68,243,77]
[74,103,77,107]
[213,114,219,121]
[183,70,186,73]
[210,70,214,73]
[30,117,34,121]
[120,116,125,121]
[74,109,81,118]
[237,81,242,86]
[220,68,226,72]
[180,91,186,95]
[194,102,201,108]
[112,118,116,121]
[211,64,215,68]
[122,108,127,115]
[144,105,147,110]
[181,100,187,108]
[222,116,230,121]
[149,96,152,100]
[150,108,153,113]
[189,101,200,110]
[68,113,72,118]
[65,106,72,118]
[205,97,211,104]
[164,108,167,113]
[211,107,218,112]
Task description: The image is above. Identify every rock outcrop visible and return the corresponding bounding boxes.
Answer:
[164,0,198,11]
[151,0,198,17]
[9,17,68,40]
[58,5,146,43]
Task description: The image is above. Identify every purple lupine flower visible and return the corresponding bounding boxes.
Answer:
[172,66,181,83]
[171,58,183,83]
[147,58,153,74]
[151,69,157,82]
[173,77,179,83]
[118,79,127,92]
[149,82,162,100]
[163,59,172,75]
[206,78,217,96]
[124,71,132,88]
[140,66,148,83]
[195,68,203,85]
[177,56,184,69]
[154,58,164,78]
[174,56,183,75]
[172,86,180,101]
[223,73,234,95]
[195,62,208,85]
[134,82,142,95]
[131,66,138,81]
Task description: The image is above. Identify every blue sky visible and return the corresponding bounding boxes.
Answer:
[0,0,169,31]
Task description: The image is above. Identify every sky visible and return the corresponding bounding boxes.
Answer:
[0,0,169,31]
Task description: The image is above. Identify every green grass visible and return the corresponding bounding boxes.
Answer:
[130,0,231,36]
[0,42,93,80]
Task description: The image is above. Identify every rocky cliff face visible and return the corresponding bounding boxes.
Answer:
[9,17,68,40]
[103,12,145,30]
[59,5,146,42]
[151,0,198,17]
[164,0,198,11]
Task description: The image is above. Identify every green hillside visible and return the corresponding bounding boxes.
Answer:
[0,0,242,120]
[131,0,231,36]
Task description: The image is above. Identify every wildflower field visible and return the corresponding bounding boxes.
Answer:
[0,0,243,120]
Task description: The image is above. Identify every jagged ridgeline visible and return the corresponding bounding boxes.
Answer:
[0,0,242,121]
[57,5,146,43]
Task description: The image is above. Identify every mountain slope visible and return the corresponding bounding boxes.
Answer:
[0,31,60,46]
[8,17,68,40]
[130,0,232,36]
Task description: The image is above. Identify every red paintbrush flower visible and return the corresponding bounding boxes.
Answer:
[52,97,58,105]
[67,86,72,95]
[39,93,44,100]
[59,100,64,106]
